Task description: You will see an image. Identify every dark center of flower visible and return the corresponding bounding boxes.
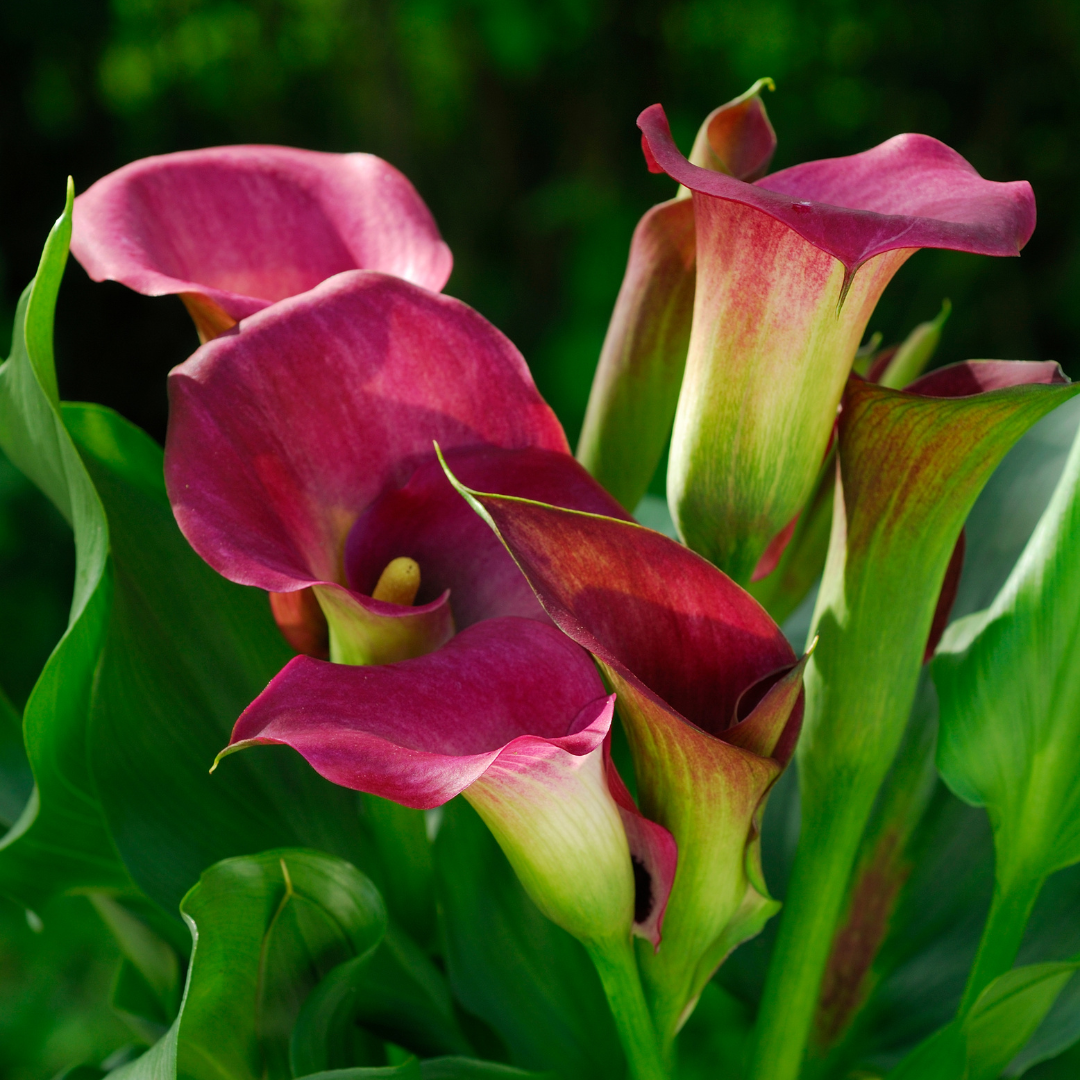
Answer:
[631,855,653,925]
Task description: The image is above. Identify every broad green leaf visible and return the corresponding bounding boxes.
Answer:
[965,962,1078,1080]
[0,682,31,829]
[952,394,1080,623]
[0,182,132,907]
[887,1022,968,1080]
[66,403,379,915]
[112,957,171,1044]
[1006,973,1080,1076]
[111,849,386,1080]
[54,1067,108,1080]
[887,959,1080,1080]
[418,1060,552,1078]
[91,894,183,1017]
[291,924,472,1074]
[433,799,623,1080]
[936,416,1080,891]
[296,1067,420,1080]
[1006,864,1080,1075]
[1023,1039,1080,1078]
[296,1058,551,1080]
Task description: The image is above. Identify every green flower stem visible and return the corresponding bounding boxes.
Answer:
[748,779,880,1080]
[587,938,669,1080]
[747,373,1074,1080]
[959,873,1046,1014]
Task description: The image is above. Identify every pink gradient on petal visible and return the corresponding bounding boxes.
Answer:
[165,271,568,594]
[227,617,609,808]
[904,359,1068,398]
[458,496,795,739]
[638,105,1035,270]
[71,146,452,318]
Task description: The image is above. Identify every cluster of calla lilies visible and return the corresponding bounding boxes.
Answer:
[6,79,1080,1080]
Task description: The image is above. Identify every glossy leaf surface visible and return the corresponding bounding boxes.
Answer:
[0,183,132,907]
[110,849,385,1080]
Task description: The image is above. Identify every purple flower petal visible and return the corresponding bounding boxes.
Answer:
[226,617,608,808]
[71,146,452,335]
[639,105,1035,270]
[165,271,568,596]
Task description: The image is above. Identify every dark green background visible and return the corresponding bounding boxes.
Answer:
[1,0,1078,1075]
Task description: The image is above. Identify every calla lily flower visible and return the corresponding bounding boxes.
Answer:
[164,268,676,1076]
[639,104,1037,583]
[71,146,452,340]
[577,78,777,511]
[440,464,807,1049]
[750,361,1077,1080]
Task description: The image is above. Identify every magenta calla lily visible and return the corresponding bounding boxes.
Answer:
[71,146,452,340]
[164,268,679,1068]
[638,103,1037,583]
[441,465,807,1047]
[577,79,778,512]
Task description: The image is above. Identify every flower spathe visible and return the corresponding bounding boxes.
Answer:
[165,268,677,957]
[639,103,1037,583]
[71,146,452,340]
[223,618,643,949]
[441,461,806,1046]
[577,79,777,512]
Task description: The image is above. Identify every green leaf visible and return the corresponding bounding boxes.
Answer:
[433,799,623,1080]
[966,963,1078,1080]
[0,183,132,907]
[419,1059,552,1078]
[110,849,386,1080]
[296,1059,552,1080]
[887,1021,968,1080]
[935,415,1080,888]
[53,1067,107,1080]
[1022,1039,1080,1078]
[953,394,1080,623]
[888,958,1080,1080]
[65,403,379,916]
[291,924,472,1074]
[296,1067,421,1080]
[0,681,32,829]
[91,893,183,1018]
[111,957,171,1044]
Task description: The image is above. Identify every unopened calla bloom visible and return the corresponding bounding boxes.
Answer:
[639,105,1037,583]
[750,361,1077,1080]
[71,146,451,340]
[577,79,777,511]
[441,464,807,1049]
[165,270,676,1070]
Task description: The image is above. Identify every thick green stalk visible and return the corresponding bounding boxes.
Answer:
[959,873,1045,1014]
[748,771,884,1080]
[747,373,1074,1080]
[588,938,669,1080]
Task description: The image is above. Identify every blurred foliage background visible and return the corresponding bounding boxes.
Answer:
[1,0,1079,1075]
